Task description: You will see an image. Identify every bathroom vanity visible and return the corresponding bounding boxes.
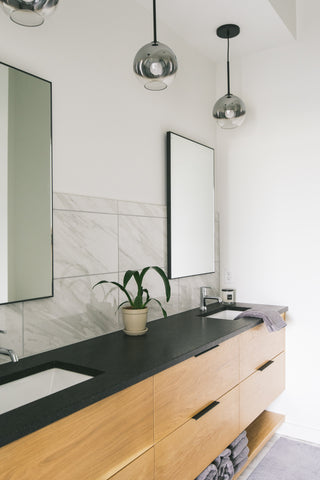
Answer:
[0,302,287,480]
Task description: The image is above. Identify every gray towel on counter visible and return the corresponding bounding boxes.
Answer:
[195,463,218,480]
[231,436,248,459]
[229,430,247,449]
[234,309,286,333]
[233,446,249,467]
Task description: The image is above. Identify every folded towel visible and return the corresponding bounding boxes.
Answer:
[213,457,221,468]
[234,457,248,474]
[219,458,234,480]
[231,436,248,459]
[195,463,218,480]
[234,308,286,333]
[206,469,218,480]
[219,448,231,458]
[229,430,247,449]
[233,446,249,467]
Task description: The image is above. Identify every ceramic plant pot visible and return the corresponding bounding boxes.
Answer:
[122,307,148,336]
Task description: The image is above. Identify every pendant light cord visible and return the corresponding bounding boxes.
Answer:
[227,36,231,97]
[152,0,158,45]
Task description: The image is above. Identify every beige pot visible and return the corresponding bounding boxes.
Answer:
[122,307,148,335]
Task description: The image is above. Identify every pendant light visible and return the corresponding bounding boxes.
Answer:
[133,0,178,91]
[0,0,59,27]
[213,24,246,129]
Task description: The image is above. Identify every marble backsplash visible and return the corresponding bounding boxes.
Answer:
[0,193,220,362]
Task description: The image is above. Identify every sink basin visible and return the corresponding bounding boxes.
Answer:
[0,367,93,415]
[205,309,245,320]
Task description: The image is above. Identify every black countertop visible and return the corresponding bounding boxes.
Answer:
[0,302,288,448]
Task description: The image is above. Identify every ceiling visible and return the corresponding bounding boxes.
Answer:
[134,0,296,62]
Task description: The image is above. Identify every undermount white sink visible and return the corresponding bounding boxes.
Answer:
[0,368,93,415]
[206,309,244,320]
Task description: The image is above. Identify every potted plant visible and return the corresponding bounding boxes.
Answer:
[93,266,171,336]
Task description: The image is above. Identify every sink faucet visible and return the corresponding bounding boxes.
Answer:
[200,287,222,312]
[0,330,19,362]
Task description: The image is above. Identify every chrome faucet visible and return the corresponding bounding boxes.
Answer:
[200,286,222,312]
[0,330,19,362]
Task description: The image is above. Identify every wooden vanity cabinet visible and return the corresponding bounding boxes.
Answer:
[154,335,239,442]
[239,318,286,431]
[154,319,286,480]
[110,448,154,480]
[154,386,240,480]
[0,318,286,480]
[240,351,285,430]
[239,315,286,381]
[0,377,154,480]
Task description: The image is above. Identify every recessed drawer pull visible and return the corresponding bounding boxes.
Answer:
[194,345,219,357]
[192,401,220,420]
[257,360,274,372]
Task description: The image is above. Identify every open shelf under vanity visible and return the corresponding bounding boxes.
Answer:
[233,410,285,479]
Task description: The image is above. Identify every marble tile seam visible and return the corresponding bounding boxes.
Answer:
[53,208,118,216]
[53,272,120,281]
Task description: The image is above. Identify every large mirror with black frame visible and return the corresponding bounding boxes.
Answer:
[0,62,53,305]
[167,131,215,279]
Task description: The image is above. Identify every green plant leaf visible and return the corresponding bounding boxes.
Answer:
[93,280,133,306]
[145,297,167,317]
[118,300,130,310]
[93,266,171,317]
[151,266,171,302]
[123,270,136,288]
[92,280,109,288]
[142,288,150,308]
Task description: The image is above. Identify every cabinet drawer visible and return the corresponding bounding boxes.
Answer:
[154,335,239,442]
[240,317,285,381]
[155,386,240,480]
[0,377,154,480]
[110,448,154,480]
[240,352,285,431]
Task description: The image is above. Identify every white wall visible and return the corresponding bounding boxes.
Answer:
[268,0,297,37]
[216,0,320,443]
[0,0,216,205]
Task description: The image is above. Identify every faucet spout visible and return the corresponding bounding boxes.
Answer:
[0,348,19,362]
[0,329,19,362]
[200,286,222,312]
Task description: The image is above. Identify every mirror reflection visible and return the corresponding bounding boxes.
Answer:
[167,132,215,279]
[0,62,52,304]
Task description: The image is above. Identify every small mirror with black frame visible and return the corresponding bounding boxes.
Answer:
[0,62,53,305]
[167,132,215,279]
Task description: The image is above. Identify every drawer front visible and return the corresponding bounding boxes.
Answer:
[155,386,240,480]
[240,318,285,381]
[110,448,154,480]
[240,352,285,431]
[0,377,154,480]
[154,335,239,442]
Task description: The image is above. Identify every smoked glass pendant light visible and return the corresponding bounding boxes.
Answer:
[0,0,59,27]
[213,24,246,129]
[133,0,178,91]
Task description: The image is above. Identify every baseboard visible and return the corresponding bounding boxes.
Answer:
[277,421,320,445]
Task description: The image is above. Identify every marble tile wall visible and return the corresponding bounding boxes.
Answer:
[0,193,220,362]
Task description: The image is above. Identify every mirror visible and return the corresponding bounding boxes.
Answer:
[0,62,53,304]
[167,132,215,279]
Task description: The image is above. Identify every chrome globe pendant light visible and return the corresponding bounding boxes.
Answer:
[213,24,246,129]
[0,0,59,27]
[133,0,178,91]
